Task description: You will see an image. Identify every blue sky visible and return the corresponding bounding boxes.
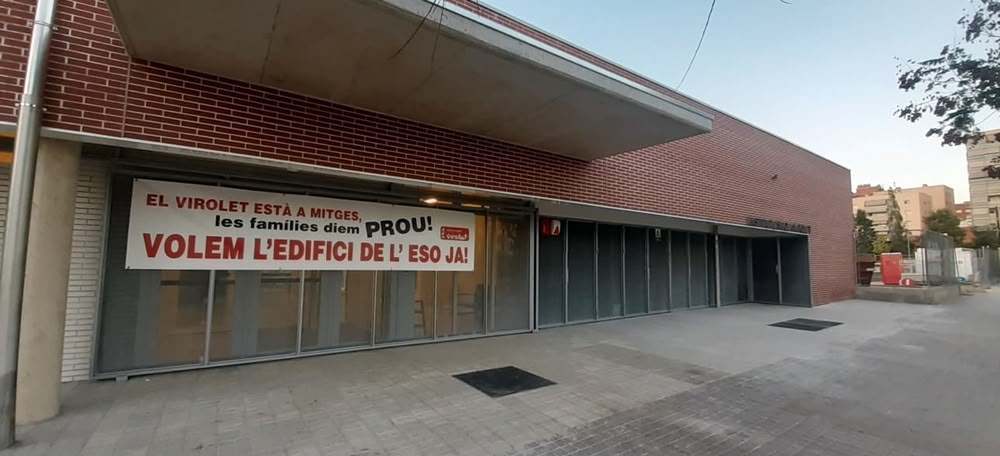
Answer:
[481,0,1000,202]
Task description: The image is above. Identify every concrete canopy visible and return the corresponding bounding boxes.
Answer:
[107,0,713,160]
[536,199,807,238]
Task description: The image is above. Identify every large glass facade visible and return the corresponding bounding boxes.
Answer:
[210,270,301,360]
[301,271,374,350]
[624,227,648,315]
[97,178,531,375]
[490,216,531,332]
[437,215,488,337]
[670,232,690,309]
[434,271,458,337]
[719,237,750,305]
[647,229,670,312]
[376,271,435,343]
[567,221,597,322]
[537,222,566,326]
[536,221,757,326]
[597,224,624,319]
[751,238,781,304]
[97,175,768,375]
[689,234,709,308]
[98,176,213,373]
[97,268,212,373]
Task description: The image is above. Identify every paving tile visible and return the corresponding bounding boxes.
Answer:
[3,298,999,455]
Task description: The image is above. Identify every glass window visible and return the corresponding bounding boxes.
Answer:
[670,232,689,309]
[648,229,670,312]
[437,214,487,336]
[98,270,211,373]
[751,238,780,304]
[98,176,211,373]
[624,227,648,315]
[156,271,211,366]
[719,237,735,305]
[301,270,374,351]
[209,270,300,361]
[719,236,750,305]
[538,220,566,325]
[780,237,811,306]
[376,271,434,343]
[98,175,532,373]
[737,238,750,302]
[707,235,717,307]
[489,215,531,332]
[435,271,455,337]
[689,234,709,308]
[567,221,596,322]
[597,224,624,318]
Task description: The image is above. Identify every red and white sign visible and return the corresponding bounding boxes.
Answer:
[440,226,470,241]
[125,179,476,271]
[540,218,561,236]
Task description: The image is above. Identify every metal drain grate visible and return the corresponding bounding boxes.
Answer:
[769,318,843,332]
[453,366,556,398]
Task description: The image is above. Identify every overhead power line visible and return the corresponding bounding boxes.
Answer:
[677,0,718,90]
[391,0,442,59]
[976,110,997,127]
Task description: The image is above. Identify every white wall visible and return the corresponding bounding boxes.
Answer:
[61,159,109,381]
[0,159,109,382]
[0,165,8,262]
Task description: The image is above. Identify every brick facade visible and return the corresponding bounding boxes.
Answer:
[0,0,854,308]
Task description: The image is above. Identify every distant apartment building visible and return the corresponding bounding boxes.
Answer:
[955,201,972,228]
[853,184,883,197]
[967,129,1000,227]
[852,184,955,236]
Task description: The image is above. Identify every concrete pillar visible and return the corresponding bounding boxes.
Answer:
[15,139,81,425]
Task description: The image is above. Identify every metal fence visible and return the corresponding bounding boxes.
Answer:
[858,231,960,287]
[976,247,1000,287]
[920,231,956,286]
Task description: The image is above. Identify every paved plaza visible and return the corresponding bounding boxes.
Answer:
[4,292,1000,455]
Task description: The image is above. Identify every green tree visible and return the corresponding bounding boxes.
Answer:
[886,189,909,253]
[961,235,976,248]
[896,0,1000,148]
[972,228,1000,248]
[854,210,876,254]
[923,209,965,240]
[872,235,892,255]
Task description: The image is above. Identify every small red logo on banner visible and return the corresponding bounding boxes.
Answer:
[440,226,470,241]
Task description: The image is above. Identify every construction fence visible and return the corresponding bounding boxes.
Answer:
[860,231,1000,287]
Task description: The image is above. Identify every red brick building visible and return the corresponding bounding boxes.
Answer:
[955,201,972,223]
[0,0,853,425]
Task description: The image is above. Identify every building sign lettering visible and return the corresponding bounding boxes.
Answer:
[746,217,811,234]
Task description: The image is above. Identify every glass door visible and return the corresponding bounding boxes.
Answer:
[436,214,488,337]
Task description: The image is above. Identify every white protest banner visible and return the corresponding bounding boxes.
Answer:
[125,179,476,271]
